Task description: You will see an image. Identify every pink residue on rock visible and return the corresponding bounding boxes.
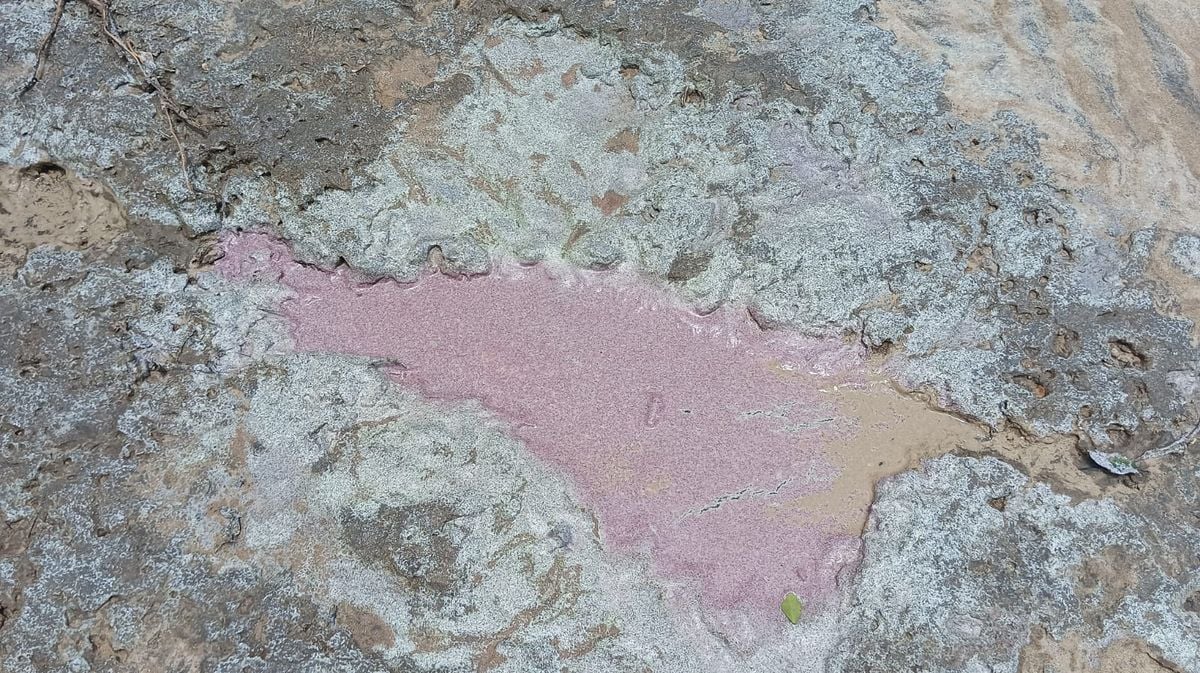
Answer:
[219,233,865,622]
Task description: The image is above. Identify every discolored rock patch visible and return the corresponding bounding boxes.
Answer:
[0,163,125,272]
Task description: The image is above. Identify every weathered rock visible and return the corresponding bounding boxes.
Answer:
[1,0,1198,671]
[834,454,1199,673]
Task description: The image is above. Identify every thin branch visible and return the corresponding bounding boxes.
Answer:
[75,0,201,194]
[21,0,203,194]
[159,95,196,194]
[1139,416,1200,461]
[19,0,67,96]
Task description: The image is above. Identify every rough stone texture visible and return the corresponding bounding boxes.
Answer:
[220,232,869,624]
[6,0,1195,444]
[267,10,1199,446]
[879,1,1200,246]
[0,251,844,671]
[0,163,126,272]
[835,454,1199,673]
[1,0,1199,671]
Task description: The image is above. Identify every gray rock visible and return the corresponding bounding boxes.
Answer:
[1,0,1199,671]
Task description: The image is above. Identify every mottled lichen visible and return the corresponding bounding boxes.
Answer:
[1,0,1198,671]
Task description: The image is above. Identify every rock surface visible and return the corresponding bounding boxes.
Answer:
[0,1,1197,672]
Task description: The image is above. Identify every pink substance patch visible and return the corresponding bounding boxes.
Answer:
[220,234,865,621]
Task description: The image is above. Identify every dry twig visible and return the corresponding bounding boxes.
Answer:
[19,0,66,95]
[22,0,202,195]
[1139,415,1200,461]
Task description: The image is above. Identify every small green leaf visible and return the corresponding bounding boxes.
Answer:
[781,592,804,624]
